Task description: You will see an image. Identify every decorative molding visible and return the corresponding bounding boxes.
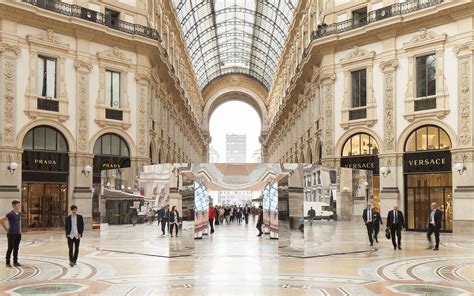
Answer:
[77,74,89,152]
[2,58,16,145]
[457,55,472,146]
[322,83,334,157]
[137,84,148,157]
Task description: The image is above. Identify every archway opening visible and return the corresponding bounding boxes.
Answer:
[209,101,261,163]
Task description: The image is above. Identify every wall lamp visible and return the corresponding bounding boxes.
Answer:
[82,164,92,176]
[455,154,468,176]
[380,159,392,177]
[7,160,18,174]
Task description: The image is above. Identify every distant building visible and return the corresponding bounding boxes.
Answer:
[251,149,261,163]
[209,146,220,163]
[217,191,258,205]
[226,134,246,163]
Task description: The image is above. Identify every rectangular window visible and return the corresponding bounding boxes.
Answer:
[105,70,121,108]
[351,69,367,108]
[416,54,436,98]
[37,55,57,98]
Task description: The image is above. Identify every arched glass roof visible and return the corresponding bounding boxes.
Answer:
[172,0,298,90]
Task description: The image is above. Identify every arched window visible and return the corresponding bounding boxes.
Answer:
[405,125,451,152]
[342,133,379,157]
[93,133,130,157]
[23,126,68,152]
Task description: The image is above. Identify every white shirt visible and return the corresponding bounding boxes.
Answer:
[367,209,372,222]
[68,215,80,239]
[430,210,436,225]
[393,210,397,224]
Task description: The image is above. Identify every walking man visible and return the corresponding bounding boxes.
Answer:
[387,205,405,250]
[65,205,84,267]
[427,202,442,251]
[307,207,316,226]
[362,203,375,246]
[1,200,22,267]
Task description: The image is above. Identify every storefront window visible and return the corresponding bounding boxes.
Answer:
[405,125,451,152]
[342,133,379,157]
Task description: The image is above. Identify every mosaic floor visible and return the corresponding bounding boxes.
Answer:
[1,220,473,295]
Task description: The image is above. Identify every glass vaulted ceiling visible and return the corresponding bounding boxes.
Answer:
[172,0,298,90]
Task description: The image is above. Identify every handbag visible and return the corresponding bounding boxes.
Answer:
[385,227,391,240]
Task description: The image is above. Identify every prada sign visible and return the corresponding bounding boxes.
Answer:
[404,150,451,173]
[93,156,131,174]
[23,151,69,172]
[340,156,379,175]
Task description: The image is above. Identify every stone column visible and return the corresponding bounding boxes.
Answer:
[379,59,399,218]
[0,41,21,219]
[320,72,336,168]
[452,42,474,234]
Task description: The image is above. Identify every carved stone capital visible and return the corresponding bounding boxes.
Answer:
[0,42,21,56]
[379,59,399,73]
[74,59,93,72]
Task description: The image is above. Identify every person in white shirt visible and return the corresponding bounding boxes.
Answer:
[65,205,84,267]
[362,203,375,246]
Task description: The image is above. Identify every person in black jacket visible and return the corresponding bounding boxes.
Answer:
[386,205,405,250]
[373,207,383,243]
[427,202,443,250]
[362,203,375,246]
[169,206,180,237]
[256,206,263,237]
[160,205,170,235]
[65,205,84,267]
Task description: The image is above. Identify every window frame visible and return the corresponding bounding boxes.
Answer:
[105,69,121,109]
[415,53,436,99]
[350,68,367,109]
[404,125,451,152]
[37,55,58,99]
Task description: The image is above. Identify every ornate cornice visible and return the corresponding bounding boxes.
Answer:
[403,28,446,50]
[97,46,131,67]
[27,29,69,52]
[340,46,375,65]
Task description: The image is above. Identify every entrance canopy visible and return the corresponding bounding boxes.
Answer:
[172,0,298,89]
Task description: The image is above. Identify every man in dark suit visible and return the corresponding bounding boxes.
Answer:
[362,203,375,246]
[427,202,443,250]
[308,207,316,226]
[387,204,405,250]
[65,205,84,267]
[160,205,170,235]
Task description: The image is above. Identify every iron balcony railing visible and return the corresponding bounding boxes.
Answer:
[312,0,443,40]
[22,0,162,42]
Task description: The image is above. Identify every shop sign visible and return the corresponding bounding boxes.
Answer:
[22,151,69,172]
[404,150,451,173]
[340,156,379,175]
[93,156,131,174]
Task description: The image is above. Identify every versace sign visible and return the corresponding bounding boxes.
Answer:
[404,150,451,173]
[340,156,379,175]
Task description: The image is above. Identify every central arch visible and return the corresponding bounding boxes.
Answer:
[201,74,269,138]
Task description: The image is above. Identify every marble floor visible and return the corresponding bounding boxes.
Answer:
[1,219,473,295]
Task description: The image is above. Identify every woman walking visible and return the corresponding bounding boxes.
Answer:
[169,206,180,237]
[373,206,383,243]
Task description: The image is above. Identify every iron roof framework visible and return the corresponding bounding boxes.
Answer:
[172,0,298,90]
